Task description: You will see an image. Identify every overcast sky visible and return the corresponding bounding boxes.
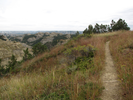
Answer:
[0,0,133,31]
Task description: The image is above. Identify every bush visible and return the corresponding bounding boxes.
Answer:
[64,45,95,73]
[23,48,33,61]
[32,43,47,56]
[5,55,17,73]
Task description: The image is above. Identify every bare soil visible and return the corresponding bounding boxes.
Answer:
[100,41,122,100]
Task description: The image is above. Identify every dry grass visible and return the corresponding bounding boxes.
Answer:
[109,31,133,100]
[0,34,106,99]
[93,31,122,37]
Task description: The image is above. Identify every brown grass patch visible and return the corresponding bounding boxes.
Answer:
[109,31,133,100]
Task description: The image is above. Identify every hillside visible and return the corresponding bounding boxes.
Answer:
[0,31,132,100]
[8,32,74,48]
[0,37,32,66]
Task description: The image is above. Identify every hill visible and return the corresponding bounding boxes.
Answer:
[0,36,32,66]
[0,31,132,99]
[7,32,78,49]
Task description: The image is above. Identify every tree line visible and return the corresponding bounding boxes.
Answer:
[83,18,130,35]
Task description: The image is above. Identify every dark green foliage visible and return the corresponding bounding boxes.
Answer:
[5,54,17,73]
[0,35,7,41]
[21,34,48,46]
[83,28,88,34]
[100,24,108,33]
[32,43,47,56]
[75,57,94,71]
[110,20,116,31]
[23,48,33,61]
[71,31,81,38]
[83,25,93,36]
[85,18,130,34]
[88,24,93,34]
[93,23,100,33]
[9,37,21,42]
[45,42,53,50]
[78,82,104,100]
[40,87,70,100]
[0,55,18,74]
[8,55,17,68]
[71,34,77,38]
[44,34,68,49]
[64,45,95,73]
[30,37,44,46]
[22,34,37,43]
[93,23,108,33]
[111,19,130,31]
[52,34,67,46]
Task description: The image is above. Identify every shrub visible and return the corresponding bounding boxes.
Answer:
[32,42,47,56]
[5,54,17,73]
[23,48,33,61]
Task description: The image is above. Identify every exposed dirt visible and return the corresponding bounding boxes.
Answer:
[100,41,122,100]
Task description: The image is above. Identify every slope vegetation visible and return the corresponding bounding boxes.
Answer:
[0,31,132,100]
[109,31,133,100]
[0,34,106,100]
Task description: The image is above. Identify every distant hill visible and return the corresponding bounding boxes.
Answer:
[6,31,80,49]
[0,31,82,36]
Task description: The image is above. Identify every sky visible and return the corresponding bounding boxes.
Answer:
[0,0,133,31]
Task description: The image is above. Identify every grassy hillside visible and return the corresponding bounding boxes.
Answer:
[0,33,106,100]
[0,31,132,100]
[109,31,133,99]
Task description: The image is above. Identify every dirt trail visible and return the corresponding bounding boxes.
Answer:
[101,41,121,100]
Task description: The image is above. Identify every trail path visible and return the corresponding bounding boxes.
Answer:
[101,41,121,100]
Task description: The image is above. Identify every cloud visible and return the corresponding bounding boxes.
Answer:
[0,16,4,19]
[0,0,133,31]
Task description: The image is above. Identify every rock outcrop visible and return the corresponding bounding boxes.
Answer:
[8,32,72,46]
[0,39,32,66]
[0,35,8,41]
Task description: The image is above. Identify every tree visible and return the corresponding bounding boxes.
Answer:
[32,42,47,56]
[111,19,130,31]
[83,28,88,36]
[100,24,107,33]
[84,18,130,35]
[23,48,33,61]
[113,19,130,31]
[107,25,112,32]
[110,20,116,31]
[94,23,100,33]
[83,25,93,36]
[75,31,80,36]
[88,24,93,34]
[7,54,17,72]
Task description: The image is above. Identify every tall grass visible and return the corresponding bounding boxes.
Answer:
[109,31,133,100]
[0,35,106,99]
